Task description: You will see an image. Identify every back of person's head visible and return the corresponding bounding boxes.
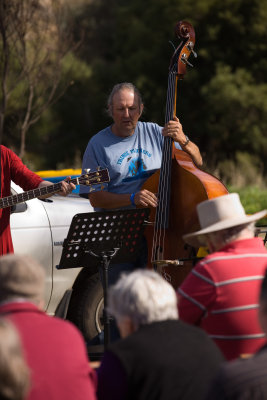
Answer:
[0,254,45,304]
[107,269,178,329]
[0,318,30,400]
[208,222,255,249]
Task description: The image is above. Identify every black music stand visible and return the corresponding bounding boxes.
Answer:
[57,208,150,349]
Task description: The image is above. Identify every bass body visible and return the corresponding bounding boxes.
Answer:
[143,148,228,288]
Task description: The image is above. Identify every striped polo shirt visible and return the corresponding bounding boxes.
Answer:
[177,237,267,360]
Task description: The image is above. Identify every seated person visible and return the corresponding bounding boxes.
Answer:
[206,267,267,399]
[178,193,267,360]
[0,254,97,400]
[97,269,224,400]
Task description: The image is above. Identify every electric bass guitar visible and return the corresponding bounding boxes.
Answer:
[0,168,110,210]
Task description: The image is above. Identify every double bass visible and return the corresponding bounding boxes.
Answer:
[142,21,228,288]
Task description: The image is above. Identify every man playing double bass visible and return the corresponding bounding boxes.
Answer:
[80,82,202,284]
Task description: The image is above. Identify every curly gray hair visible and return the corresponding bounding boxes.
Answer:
[107,269,178,329]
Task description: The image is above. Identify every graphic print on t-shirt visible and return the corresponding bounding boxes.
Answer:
[116,147,152,182]
[128,158,147,176]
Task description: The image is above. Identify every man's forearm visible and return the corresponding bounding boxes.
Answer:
[182,141,203,168]
[89,191,132,209]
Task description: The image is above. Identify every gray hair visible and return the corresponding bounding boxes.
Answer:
[107,269,178,329]
[208,222,255,248]
[0,254,45,304]
[107,82,143,117]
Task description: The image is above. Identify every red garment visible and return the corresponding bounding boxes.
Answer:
[178,237,267,360]
[0,145,43,255]
[0,302,97,400]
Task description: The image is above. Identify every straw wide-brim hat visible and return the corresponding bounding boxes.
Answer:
[183,193,267,248]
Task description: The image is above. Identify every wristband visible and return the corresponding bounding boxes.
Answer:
[182,135,190,147]
[130,193,136,206]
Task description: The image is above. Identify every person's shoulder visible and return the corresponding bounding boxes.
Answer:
[106,326,149,356]
[0,145,14,158]
[89,126,112,143]
[137,122,163,143]
[222,347,267,378]
[0,144,8,152]
[184,252,224,286]
[212,350,267,399]
[207,353,267,399]
[177,319,224,351]
[177,318,211,338]
[182,253,215,277]
[195,249,227,269]
[49,315,86,340]
[138,121,161,131]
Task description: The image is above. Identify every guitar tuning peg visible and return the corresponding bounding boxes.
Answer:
[84,168,91,174]
[89,187,95,192]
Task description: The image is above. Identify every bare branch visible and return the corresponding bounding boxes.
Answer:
[0,0,82,157]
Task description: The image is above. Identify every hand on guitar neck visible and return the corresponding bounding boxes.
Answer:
[38,177,75,198]
[0,169,110,210]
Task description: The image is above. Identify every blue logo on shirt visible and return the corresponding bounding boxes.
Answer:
[128,157,147,176]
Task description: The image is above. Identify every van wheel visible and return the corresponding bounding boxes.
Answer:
[67,272,104,343]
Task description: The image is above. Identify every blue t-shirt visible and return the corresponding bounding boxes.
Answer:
[80,122,181,197]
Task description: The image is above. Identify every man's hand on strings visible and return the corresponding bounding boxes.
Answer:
[162,116,189,147]
[133,190,158,208]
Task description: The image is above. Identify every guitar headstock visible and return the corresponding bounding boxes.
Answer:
[77,168,110,186]
[169,21,197,79]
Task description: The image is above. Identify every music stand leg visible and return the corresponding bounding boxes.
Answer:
[100,255,111,349]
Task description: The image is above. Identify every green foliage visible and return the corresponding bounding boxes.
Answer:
[61,0,267,176]
[2,0,267,176]
[216,151,266,188]
[27,52,95,169]
[201,65,267,165]
[229,185,267,225]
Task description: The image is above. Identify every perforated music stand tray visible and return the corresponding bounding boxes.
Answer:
[57,208,150,270]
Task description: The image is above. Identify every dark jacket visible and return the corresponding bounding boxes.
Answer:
[97,319,225,400]
[206,344,267,399]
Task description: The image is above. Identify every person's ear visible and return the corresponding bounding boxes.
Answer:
[206,238,216,253]
[117,317,136,338]
[139,103,144,117]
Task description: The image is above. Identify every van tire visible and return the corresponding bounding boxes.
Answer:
[67,272,104,343]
